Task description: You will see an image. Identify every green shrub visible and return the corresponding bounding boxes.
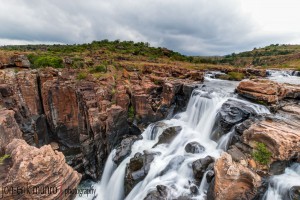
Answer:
[252,142,272,165]
[77,72,87,80]
[90,65,107,73]
[128,105,135,120]
[30,55,63,68]
[0,154,10,164]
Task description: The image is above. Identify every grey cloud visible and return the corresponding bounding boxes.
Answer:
[0,0,297,55]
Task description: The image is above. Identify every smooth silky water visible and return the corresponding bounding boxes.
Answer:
[76,74,299,200]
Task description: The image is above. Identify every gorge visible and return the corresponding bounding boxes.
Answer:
[0,52,300,200]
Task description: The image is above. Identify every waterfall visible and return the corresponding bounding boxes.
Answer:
[80,78,271,200]
[263,163,300,200]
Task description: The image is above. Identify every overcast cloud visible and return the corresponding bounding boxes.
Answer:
[0,0,300,55]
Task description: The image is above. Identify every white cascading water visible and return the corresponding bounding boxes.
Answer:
[77,77,271,200]
[263,163,300,200]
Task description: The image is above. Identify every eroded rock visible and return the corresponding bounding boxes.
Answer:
[242,119,300,161]
[208,152,261,200]
[2,139,81,200]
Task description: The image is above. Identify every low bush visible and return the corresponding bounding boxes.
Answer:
[252,142,272,165]
[77,72,87,80]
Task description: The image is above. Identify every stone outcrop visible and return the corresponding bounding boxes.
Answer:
[208,153,261,200]
[242,119,300,161]
[1,139,81,200]
[0,109,22,153]
[237,79,300,104]
[0,54,30,69]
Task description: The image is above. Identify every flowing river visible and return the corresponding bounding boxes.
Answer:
[77,71,300,200]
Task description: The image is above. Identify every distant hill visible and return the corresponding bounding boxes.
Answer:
[1,41,299,70]
[193,44,300,69]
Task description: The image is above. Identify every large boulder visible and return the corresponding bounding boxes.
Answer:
[208,153,261,200]
[237,79,300,104]
[211,99,257,140]
[242,119,300,161]
[1,139,81,200]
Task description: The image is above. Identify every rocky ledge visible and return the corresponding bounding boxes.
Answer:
[237,79,300,104]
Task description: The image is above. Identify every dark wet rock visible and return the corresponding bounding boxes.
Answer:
[153,126,182,147]
[160,155,185,176]
[211,100,257,141]
[125,151,159,195]
[289,186,300,200]
[113,135,143,165]
[219,100,256,133]
[128,122,142,136]
[227,145,247,162]
[185,142,205,154]
[144,185,169,200]
[206,170,215,183]
[192,156,215,182]
[269,161,289,175]
[190,184,199,195]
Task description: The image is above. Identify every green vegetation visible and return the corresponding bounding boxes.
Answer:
[28,54,63,68]
[77,72,88,80]
[218,72,245,81]
[252,142,272,165]
[90,65,107,73]
[128,105,135,120]
[0,154,10,164]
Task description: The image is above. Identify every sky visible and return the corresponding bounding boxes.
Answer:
[0,0,300,56]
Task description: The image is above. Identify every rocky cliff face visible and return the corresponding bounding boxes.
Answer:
[0,65,204,180]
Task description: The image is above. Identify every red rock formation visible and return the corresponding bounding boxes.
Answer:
[242,119,300,161]
[2,139,81,200]
[237,79,300,104]
[0,109,22,153]
[209,152,261,200]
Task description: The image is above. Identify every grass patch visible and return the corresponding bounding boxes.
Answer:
[252,142,272,165]
[227,72,245,81]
